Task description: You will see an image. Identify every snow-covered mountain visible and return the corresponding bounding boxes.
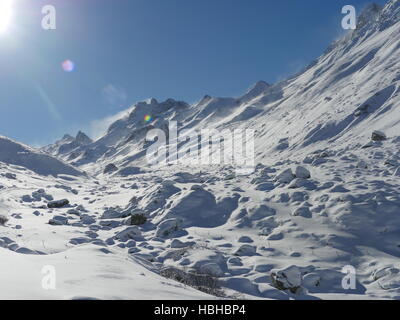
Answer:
[45,0,400,177]
[43,131,93,160]
[1,0,400,300]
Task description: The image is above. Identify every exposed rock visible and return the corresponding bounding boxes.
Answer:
[130,213,147,226]
[238,236,254,243]
[80,214,96,225]
[5,173,16,180]
[117,166,143,176]
[47,199,69,208]
[67,209,81,216]
[170,239,194,249]
[103,163,118,174]
[0,214,8,226]
[75,131,93,145]
[49,215,69,225]
[234,244,257,256]
[274,168,295,184]
[275,138,289,151]
[371,130,387,141]
[21,195,34,202]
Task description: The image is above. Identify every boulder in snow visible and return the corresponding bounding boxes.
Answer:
[199,263,224,278]
[357,160,368,169]
[103,163,118,174]
[156,218,182,238]
[80,214,96,225]
[371,130,387,141]
[115,226,142,242]
[130,213,147,226]
[271,265,302,293]
[274,168,295,184]
[302,273,321,288]
[238,236,254,243]
[294,166,311,179]
[49,215,69,225]
[47,199,70,209]
[0,215,8,226]
[291,206,312,218]
[5,173,16,180]
[170,239,195,249]
[234,244,257,256]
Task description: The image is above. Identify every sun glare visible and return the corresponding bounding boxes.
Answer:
[0,0,13,34]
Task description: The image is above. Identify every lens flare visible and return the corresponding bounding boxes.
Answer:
[62,60,75,72]
[0,0,13,34]
[144,115,152,122]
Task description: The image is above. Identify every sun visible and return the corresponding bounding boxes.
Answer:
[0,0,13,34]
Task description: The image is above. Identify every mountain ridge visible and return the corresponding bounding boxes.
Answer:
[42,0,400,176]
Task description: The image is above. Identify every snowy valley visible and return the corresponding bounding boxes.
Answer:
[1,0,400,300]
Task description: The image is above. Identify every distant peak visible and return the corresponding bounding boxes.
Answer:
[75,131,92,144]
[148,98,158,105]
[62,134,74,141]
[165,98,177,104]
[200,95,212,103]
[240,81,270,101]
[253,80,270,89]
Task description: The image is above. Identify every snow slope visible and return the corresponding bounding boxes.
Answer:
[0,0,399,300]
[0,136,83,177]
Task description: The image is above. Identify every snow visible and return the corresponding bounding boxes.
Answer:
[0,0,400,300]
[0,136,83,177]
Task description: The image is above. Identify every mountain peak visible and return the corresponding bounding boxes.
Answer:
[240,80,270,102]
[75,131,92,144]
[253,80,270,89]
[62,134,74,141]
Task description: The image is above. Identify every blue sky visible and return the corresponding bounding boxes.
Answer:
[0,0,386,145]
